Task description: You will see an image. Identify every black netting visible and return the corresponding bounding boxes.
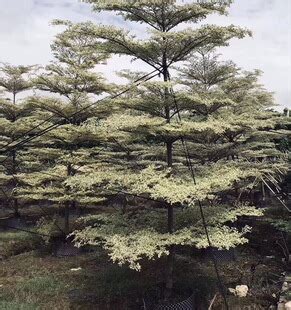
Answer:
[55,242,82,257]
[0,216,34,233]
[213,248,237,263]
[153,295,194,310]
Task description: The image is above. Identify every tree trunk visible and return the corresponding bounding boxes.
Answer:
[13,92,16,105]
[64,203,70,236]
[64,162,73,236]
[162,54,175,299]
[165,203,174,300]
[261,181,265,200]
[166,141,173,168]
[165,142,175,301]
[11,150,19,217]
[13,198,20,218]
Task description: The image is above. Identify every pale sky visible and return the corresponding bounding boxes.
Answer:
[0,0,290,109]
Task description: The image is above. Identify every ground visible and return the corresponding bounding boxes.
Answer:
[0,234,285,309]
[0,206,287,309]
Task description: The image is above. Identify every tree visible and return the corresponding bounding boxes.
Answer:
[0,64,35,104]
[0,64,37,217]
[178,51,288,204]
[18,21,111,235]
[65,0,263,299]
[69,54,273,270]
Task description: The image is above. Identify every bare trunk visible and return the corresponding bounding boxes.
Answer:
[166,141,173,168]
[64,203,70,236]
[234,181,239,199]
[261,181,265,200]
[167,204,174,234]
[13,92,16,105]
[165,203,174,300]
[162,52,175,299]
[11,151,19,217]
[64,162,73,236]
[13,198,19,218]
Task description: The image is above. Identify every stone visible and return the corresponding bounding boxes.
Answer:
[235,285,248,298]
[228,285,248,297]
[266,255,275,259]
[282,282,289,291]
[70,267,82,271]
[228,288,236,295]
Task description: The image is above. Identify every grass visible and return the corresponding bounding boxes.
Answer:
[1,276,69,309]
[0,301,38,310]
[0,237,284,309]
[92,265,148,298]
[0,252,81,309]
[0,250,160,309]
[0,231,40,258]
[0,231,35,242]
[15,276,66,297]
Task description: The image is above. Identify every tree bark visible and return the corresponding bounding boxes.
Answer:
[11,150,20,217]
[261,181,265,201]
[13,198,19,218]
[64,162,73,236]
[165,245,175,299]
[13,92,16,105]
[64,202,70,236]
[162,48,175,300]
[165,203,175,300]
[166,141,173,168]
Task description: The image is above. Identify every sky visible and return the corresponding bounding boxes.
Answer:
[0,0,290,109]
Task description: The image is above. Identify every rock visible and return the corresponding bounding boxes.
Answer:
[266,255,275,259]
[228,285,248,297]
[70,267,82,271]
[235,285,248,297]
[282,282,289,291]
[228,288,236,295]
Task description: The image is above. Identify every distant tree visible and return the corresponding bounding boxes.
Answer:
[18,22,111,235]
[0,64,37,216]
[178,50,288,204]
[0,64,35,104]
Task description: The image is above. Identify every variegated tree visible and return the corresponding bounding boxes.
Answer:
[18,22,112,235]
[0,64,37,217]
[63,0,272,299]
